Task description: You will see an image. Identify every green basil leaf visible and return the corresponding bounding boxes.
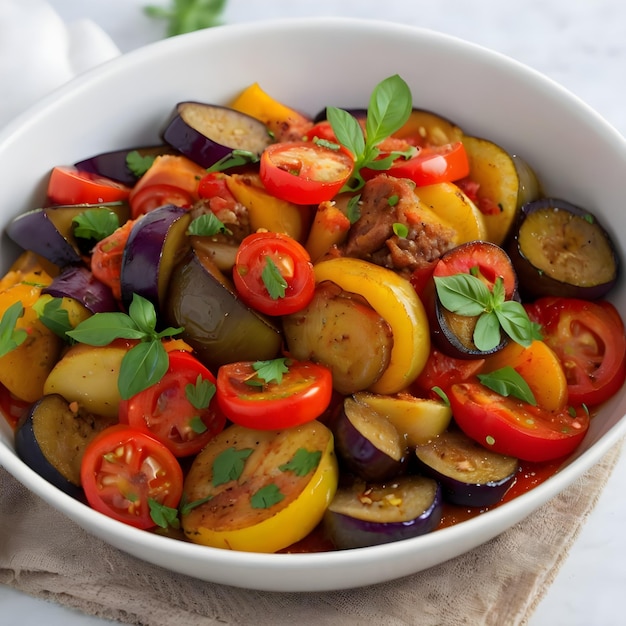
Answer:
[66,312,144,345]
[118,340,169,399]
[495,300,538,347]
[187,212,231,236]
[0,301,27,358]
[473,311,502,352]
[477,365,537,405]
[365,74,413,145]
[33,296,73,339]
[206,149,258,173]
[128,294,158,336]
[433,274,491,316]
[326,106,365,158]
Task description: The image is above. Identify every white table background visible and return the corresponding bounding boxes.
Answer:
[1,1,626,624]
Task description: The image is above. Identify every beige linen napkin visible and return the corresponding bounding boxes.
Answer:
[0,440,622,626]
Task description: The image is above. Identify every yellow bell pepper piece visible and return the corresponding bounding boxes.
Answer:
[229,82,311,141]
[0,263,62,402]
[226,173,308,241]
[182,421,338,553]
[313,257,430,394]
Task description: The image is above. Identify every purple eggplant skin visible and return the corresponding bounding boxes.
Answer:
[425,241,520,360]
[119,204,192,310]
[414,428,519,508]
[14,394,115,501]
[323,475,443,549]
[164,248,282,371]
[161,102,273,169]
[6,202,130,269]
[332,397,408,482]
[74,145,175,187]
[6,207,83,267]
[507,197,619,300]
[42,266,118,313]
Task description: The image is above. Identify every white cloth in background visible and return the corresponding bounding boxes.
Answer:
[0,0,120,127]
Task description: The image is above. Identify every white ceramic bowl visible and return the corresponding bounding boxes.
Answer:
[1,17,625,592]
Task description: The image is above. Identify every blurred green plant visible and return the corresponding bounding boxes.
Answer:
[145,0,228,36]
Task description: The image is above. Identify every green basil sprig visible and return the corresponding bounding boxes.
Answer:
[327,74,415,191]
[434,273,542,352]
[66,294,183,399]
[477,366,537,405]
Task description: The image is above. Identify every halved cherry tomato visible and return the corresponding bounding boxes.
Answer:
[259,141,354,205]
[525,297,626,406]
[362,142,470,187]
[129,183,193,218]
[47,166,131,205]
[90,218,136,300]
[216,359,333,429]
[128,154,205,217]
[412,348,485,398]
[233,231,315,316]
[80,424,183,529]
[449,381,589,462]
[118,351,226,457]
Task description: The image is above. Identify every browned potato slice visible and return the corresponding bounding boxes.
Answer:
[282,281,393,395]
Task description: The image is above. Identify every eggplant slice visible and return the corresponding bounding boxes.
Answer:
[161,101,273,169]
[414,428,519,507]
[324,475,442,549]
[508,197,619,300]
[15,394,116,499]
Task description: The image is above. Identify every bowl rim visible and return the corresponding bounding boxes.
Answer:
[1,16,625,592]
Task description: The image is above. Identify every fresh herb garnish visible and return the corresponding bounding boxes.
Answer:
[0,301,27,358]
[126,150,156,177]
[431,386,450,406]
[32,296,73,339]
[72,208,120,242]
[206,149,259,173]
[185,374,216,410]
[250,483,284,509]
[392,222,408,238]
[212,446,254,487]
[251,357,290,385]
[149,498,180,529]
[179,493,213,516]
[477,366,537,405]
[327,74,415,191]
[144,0,228,37]
[261,257,288,300]
[187,212,232,237]
[346,194,361,223]
[433,273,542,351]
[65,294,183,399]
[279,448,322,477]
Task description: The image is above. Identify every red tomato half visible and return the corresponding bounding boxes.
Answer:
[129,183,193,218]
[216,360,333,429]
[412,349,485,398]
[449,382,589,462]
[260,141,354,205]
[233,232,315,316]
[47,166,131,205]
[362,142,470,187]
[80,424,183,529]
[119,351,226,457]
[525,297,626,406]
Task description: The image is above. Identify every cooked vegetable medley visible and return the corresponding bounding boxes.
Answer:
[2,75,625,553]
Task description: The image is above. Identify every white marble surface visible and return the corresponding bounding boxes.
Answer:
[1,1,626,624]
